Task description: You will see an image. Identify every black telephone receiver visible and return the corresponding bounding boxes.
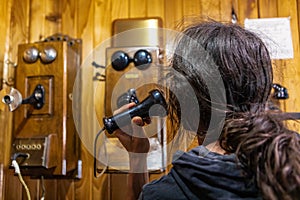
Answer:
[103,89,167,134]
[116,88,140,108]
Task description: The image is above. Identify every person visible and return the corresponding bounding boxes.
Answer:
[113,20,300,200]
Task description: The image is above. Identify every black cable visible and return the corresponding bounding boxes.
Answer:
[12,152,29,161]
[94,127,106,178]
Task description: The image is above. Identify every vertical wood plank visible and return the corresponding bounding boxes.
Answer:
[298,0,300,37]
[231,0,240,23]
[164,0,183,29]
[147,0,164,20]
[0,0,11,57]
[65,0,95,197]
[44,0,61,35]
[77,0,94,58]
[5,171,22,200]
[3,0,31,199]
[29,0,46,42]
[93,1,113,199]
[74,0,95,200]
[93,1,117,198]
[200,0,221,21]
[110,174,128,200]
[237,0,259,24]
[220,0,234,22]
[91,142,109,199]
[57,179,75,200]
[22,177,39,200]
[183,0,201,16]
[44,179,58,199]
[258,0,278,17]
[9,0,30,54]
[61,0,77,37]
[276,0,300,131]
[75,147,93,200]
[0,0,13,91]
[0,0,13,168]
[111,0,129,22]
[129,0,147,18]
[94,0,112,46]
[0,164,3,200]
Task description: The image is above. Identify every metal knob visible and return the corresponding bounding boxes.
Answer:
[39,46,57,63]
[111,51,130,71]
[23,47,39,63]
[133,49,152,70]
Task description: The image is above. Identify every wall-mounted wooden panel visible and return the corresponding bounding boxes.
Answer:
[0,0,299,199]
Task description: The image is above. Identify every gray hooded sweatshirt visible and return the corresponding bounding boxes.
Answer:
[139,146,261,200]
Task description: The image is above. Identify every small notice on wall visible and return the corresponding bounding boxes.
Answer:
[244,17,294,59]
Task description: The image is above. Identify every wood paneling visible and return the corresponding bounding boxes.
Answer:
[30,0,47,42]
[183,0,201,18]
[61,0,77,38]
[0,0,300,199]
[200,0,220,20]
[238,0,259,20]
[147,0,164,19]
[0,0,12,171]
[129,0,147,18]
[164,0,183,29]
[1,0,30,199]
[220,0,234,22]
[277,0,300,132]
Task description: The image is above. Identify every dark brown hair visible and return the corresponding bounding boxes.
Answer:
[167,20,300,199]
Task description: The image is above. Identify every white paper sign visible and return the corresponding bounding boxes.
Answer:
[244,17,294,59]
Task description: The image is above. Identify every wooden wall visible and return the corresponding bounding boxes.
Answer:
[0,0,299,199]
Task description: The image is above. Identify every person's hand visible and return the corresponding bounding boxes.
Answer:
[113,102,150,153]
[113,103,150,199]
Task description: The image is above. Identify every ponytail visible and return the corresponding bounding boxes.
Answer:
[220,112,300,199]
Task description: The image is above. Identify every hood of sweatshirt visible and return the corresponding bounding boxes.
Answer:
[170,146,261,199]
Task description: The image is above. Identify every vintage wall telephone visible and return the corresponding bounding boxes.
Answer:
[94,18,167,174]
[1,34,82,178]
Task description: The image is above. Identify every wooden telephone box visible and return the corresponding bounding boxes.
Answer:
[97,18,167,173]
[9,35,82,178]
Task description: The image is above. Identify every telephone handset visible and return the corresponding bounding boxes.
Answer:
[103,89,168,134]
